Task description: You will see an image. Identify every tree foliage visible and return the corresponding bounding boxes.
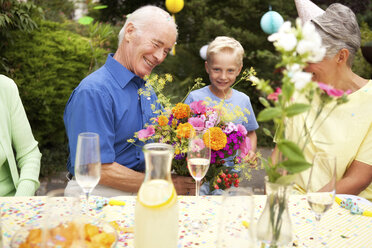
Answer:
[29,0,75,23]
[0,0,42,71]
[3,20,108,175]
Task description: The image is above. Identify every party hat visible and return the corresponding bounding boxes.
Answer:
[294,0,324,23]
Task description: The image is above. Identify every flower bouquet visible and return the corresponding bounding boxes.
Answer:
[130,74,257,192]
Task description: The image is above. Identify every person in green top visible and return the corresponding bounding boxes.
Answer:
[0,75,41,196]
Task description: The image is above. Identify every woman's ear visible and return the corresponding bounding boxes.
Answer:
[337,48,350,65]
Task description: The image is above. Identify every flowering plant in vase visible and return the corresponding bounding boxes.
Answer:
[246,19,349,247]
[250,19,349,185]
[129,72,258,193]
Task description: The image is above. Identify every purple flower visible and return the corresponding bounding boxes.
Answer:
[217,151,225,159]
[175,153,185,160]
[168,114,174,125]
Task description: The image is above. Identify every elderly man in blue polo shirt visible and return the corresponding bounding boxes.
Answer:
[64,5,195,196]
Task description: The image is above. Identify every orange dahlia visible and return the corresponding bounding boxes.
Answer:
[172,103,190,119]
[158,115,168,126]
[204,127,227,151]
[176,123,195,139]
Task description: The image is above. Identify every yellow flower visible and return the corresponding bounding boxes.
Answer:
[172,103,190,119]
[204,127,227,151]
[176,123,195,139]
[165,73,173,82]
[172,119,178,128]
[158,115,168,126]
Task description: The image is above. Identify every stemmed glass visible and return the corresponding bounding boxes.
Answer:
[306,152,337,246]
[217,187,256,248]
[187,129,211,230]
[75,132,101,213]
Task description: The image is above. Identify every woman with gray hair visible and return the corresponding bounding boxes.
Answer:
[290,3,372,200]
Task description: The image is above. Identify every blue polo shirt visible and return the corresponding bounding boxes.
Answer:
[64,54,160,175]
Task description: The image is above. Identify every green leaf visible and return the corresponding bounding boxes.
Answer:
[259,96,270,108]
[263,127,272,137]
[282,80,294,101]
[78,16,94,25]
[277,140,305,161]
[282,159,312,173]
[257,107,282,122]
[284,103,310,117]
[93,5,108,10]
[275,174,297,185]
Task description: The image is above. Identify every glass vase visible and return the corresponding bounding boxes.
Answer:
[257,177,293,248]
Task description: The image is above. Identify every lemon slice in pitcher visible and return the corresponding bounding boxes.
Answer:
[138,179,176,209]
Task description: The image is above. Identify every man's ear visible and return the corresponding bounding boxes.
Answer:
[336,48,349,65]
[124,23,136,42]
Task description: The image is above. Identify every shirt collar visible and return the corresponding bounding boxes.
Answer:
[104,53,145,88]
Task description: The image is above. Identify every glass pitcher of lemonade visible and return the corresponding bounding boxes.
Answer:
[134,143,179,248]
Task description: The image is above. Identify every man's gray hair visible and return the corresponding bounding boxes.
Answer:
[118,5,178,47]
[311,3,361,67]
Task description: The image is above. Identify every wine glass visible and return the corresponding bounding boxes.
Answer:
[217,187,256,248]
[187,129,211,230]
[75,132,101,213]
[306,152,337,246]
[43,189,85,247]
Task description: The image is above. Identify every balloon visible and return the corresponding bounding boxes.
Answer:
[165,0,184,14]
[199,45,208,60]
[260,11,284,34]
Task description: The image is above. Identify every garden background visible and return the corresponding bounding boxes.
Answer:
[1,0,371,178]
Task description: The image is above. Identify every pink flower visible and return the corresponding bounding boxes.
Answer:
[188,117,205,130]
[190,137,205,152]
[236,124,247,136]
[205,121,215,129]
[317,82,350,97]
[137,125,155,140]
[267,87,282,101]
[190,100,206,114]
[239,137,252,158]
[224,122,238,134]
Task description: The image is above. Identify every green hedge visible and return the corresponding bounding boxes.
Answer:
[4,20,108,176]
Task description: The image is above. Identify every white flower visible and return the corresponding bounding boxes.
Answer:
[308,46,326,63]
[286,63,302,73]
[297,21,326,63]
[291,71,313,89]
[249,75,260,85]
[279,21,292,33]
[268,21,297,51]
[277,33,297,51]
